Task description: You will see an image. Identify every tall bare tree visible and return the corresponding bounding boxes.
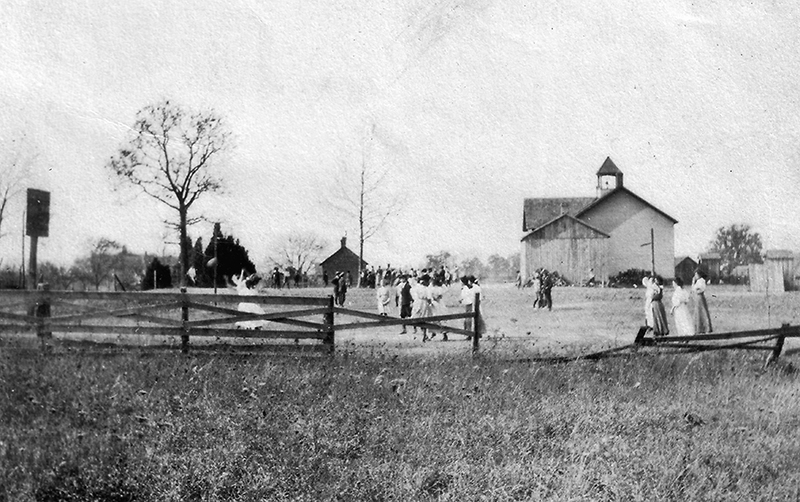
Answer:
[0,132,34,248]
[328,124,399,286]
[107,100,231,286]
[268,231,327,275]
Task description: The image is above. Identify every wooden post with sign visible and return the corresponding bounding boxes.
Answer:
[26,189,50,289]
[26,189,51,349]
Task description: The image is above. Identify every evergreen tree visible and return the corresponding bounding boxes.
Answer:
[204,223,256,287]
[141,258,173,290]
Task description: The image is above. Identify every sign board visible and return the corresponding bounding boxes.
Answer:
[26,188,50,237]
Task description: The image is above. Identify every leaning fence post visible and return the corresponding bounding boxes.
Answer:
[324,295,335,354]
[472,293,481,354]
[181,287,190,353]
[765,323,788,368]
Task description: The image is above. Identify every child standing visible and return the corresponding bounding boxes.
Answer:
[377,279,391,316]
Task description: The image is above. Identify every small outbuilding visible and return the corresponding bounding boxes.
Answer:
[698,252,722,283]
[674,256,698,285]
[319,237,367,285]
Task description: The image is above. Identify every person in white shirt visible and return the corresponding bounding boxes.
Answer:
[460,276,474,332]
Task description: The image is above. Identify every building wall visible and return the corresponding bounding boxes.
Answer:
[580,191,675,279]
[521,217,609,284]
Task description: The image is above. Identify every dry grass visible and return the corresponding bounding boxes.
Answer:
[2,284,800,500]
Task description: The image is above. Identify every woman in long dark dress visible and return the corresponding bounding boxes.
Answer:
[649,276,670,337]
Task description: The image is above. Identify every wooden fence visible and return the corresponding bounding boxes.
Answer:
[0,289,482,353]
[634,323,800,365]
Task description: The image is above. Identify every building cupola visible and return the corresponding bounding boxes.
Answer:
[596,156,623,197]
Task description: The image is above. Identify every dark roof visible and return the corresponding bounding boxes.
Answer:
[521,213,610,241]
[596,157,622,175]
[675,256,697,266]
[766,249,794,260]
[319,245,368,267]
[522,197,596,231]
[575,186,678,224]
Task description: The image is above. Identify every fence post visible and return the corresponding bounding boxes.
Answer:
[181,287,190,353]
[324,295,335,354]
[35,282,52,350]
[634,326,649,345]
[472,293,481,354]
[765,323,788,368]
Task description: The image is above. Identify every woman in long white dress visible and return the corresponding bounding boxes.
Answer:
[232,269,265,329]
[642,276,655,329]
[670,277,695,336]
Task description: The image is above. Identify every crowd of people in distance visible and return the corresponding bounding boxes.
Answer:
[642,269,713,337]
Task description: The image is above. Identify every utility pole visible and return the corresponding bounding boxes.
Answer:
[640,228,655,275]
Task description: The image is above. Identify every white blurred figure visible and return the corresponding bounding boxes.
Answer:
[232,269,265,329]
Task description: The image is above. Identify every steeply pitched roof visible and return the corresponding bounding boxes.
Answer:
[522,197,596,231]
[575,187,678,224]
[675,256,697,266]
[596,157,622,175]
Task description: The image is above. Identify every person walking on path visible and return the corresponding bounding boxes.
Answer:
[692,270,713,334]
[670,277,695,337]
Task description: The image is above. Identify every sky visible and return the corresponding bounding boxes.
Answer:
[1,0,799,271]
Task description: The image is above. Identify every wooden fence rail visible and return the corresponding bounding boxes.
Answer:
[0,289,483,354]
[634,322,799,365]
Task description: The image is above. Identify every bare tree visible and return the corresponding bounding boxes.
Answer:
[328,124,399,286]
[107,100,231,286]
[0,132,34,246]
[268,231,327,275]
[73,238,123,291]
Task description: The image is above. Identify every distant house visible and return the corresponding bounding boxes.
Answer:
[319,237,367,285]
[674,256,698,285]
[749,250,794,293]
[766,249,794,291]
[697,252,721,283]
[521,157,677,284]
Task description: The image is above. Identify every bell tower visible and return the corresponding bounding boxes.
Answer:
[596,157,623,197]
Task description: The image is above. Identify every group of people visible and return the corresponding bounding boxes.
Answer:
[330,271,349,307]
[529,268,555,311]
[367,272,484,342]
[643,270,713,337]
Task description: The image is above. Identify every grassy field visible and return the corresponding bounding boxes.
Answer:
[2,284,800,500]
